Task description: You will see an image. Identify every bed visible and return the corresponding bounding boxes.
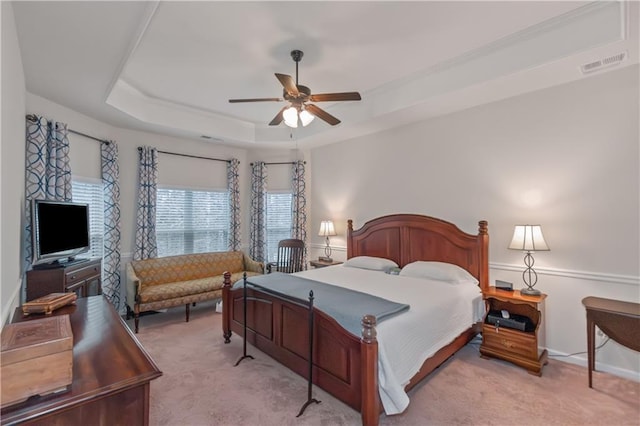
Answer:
[222,214,489,425]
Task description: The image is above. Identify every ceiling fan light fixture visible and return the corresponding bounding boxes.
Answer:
[299,108,315,127]
[230,50,360,127]
[283,106,298,128]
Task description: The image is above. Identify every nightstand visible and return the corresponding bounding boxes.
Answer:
[479,286,548,376]
[309,259,342,268]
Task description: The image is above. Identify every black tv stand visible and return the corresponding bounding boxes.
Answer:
[26,258,102,300]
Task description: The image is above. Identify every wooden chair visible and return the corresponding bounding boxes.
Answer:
[267,239,305,273]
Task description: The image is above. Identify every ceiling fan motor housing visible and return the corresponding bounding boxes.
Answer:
[229,48,360,126]
[283,85,311,104]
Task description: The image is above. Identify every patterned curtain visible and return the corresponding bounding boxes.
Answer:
[24,115,72,268]
[133,146,158,260]
[291,160,308,268]
[227,158,241,251]
[249,161,267,262]
[101,141,122,310]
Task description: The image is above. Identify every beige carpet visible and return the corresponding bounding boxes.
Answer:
[129,301,639,426]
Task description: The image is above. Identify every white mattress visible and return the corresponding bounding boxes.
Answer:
[295,265,484,415]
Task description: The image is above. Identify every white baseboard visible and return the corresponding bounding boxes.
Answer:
[548,349,640,383]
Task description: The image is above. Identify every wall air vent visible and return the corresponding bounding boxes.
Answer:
[580,52,627,74]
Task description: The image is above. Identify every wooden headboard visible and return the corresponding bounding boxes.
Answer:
[347,214,489,291]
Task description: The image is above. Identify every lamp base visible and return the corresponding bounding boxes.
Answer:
[318,256,333,263]
[520,287,541,296]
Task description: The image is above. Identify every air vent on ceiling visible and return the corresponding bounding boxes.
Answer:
[580,52,627,74]
[200,135,223,142]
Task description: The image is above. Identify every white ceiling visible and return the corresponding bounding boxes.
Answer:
[12,1,639,149]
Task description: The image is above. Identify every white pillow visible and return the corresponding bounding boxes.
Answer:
[343,256,398,271]
[399,261,479,285]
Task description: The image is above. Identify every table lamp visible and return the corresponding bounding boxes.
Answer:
[318,220,337,262]
[508,225,550,296]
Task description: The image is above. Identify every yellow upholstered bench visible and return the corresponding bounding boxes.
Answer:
[126,251,262,333]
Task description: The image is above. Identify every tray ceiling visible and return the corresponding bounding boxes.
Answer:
[13,1,638,148]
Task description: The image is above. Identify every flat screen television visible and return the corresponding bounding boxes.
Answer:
[31,199,90,267]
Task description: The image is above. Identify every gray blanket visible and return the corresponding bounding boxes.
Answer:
[234,272,410,336]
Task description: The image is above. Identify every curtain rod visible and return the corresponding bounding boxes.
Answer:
[138,147,231,163]
[26,114,110,144]
[250,161,306,166]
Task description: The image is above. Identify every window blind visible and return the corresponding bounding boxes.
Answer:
[265,192,293,263]
[72,180,104,259]
[156,187,230,257]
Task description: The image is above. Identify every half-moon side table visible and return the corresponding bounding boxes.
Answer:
[582,296,640,388]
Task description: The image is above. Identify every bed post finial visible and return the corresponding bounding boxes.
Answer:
[361,315,377,343]
[348,219,353,232]
[478,220,488,235]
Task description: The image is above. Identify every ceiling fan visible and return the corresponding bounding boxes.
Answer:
[229,50,361,127]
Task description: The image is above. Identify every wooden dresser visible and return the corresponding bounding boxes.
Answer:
[1,296,162,425]
[26,258,102,301]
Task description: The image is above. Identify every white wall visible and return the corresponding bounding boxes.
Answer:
[309,65,640,379]
[1,2,27,325]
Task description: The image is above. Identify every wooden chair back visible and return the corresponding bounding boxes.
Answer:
[269,238,305,273]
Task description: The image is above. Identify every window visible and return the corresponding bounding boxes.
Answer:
[156,187,230,257]
[72,179,104,259]
[265,191,293,263]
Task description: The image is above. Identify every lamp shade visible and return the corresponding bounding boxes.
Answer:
[318,220,337,237]
[283,106,298,128]
[299,109,315,126]
[508,225,550,252]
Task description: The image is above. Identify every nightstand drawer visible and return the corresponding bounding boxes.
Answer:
[482,324,537,359]
[65,263,100,285]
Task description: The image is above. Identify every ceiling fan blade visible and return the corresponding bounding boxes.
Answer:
[275,73,299,96]
[305,104,341,126]
[269,106,287,126]
[229,97,282,103]
[309,92,361,102]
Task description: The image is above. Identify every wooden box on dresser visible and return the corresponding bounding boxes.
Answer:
[26,258,102,301]
[479,286,548,376]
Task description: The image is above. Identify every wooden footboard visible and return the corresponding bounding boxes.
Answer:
[222,272,381,424]
[221,273,476,425]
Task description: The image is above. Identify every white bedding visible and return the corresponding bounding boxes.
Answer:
[295,264,485,415]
